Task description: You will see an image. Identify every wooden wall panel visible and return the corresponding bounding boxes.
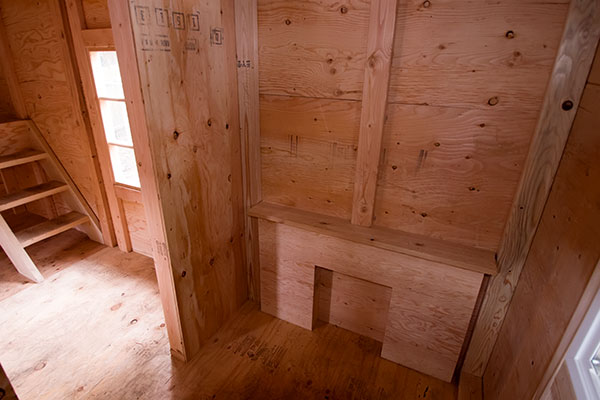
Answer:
[374,105,537,250]
[257,0,569,251]
[315,267,391,343]
[122,200,151,258]
[0,0,110,240]
[260,95,360,219]
[373,0,568,250]
[82,0,111,29]
[483,47,600,400]
[258,218,483,381]
[0,65,14,121]
[258,0,370,100]
[125,0,247,358]
[388,0,567,110]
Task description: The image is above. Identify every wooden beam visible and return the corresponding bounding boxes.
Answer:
[234,0,261,302]
[463,0,600,376]
[250,202,497,275]
[0,214,43,283]
[351,0,397,226]
[106,0,186,360]
[81,28,114,48]
[64,0,131,252]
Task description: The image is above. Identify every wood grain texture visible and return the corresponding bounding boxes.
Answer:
[0,17,24,119]
[351,0,397,226]
[261,95,360,219]
[483,46,600,399]
[257,218,483,381]
[107,0,186,359]
[0,231,458,399]
[458,372,482,400]
[235,0,261,302]
[82,0,111,29]
[123,0,247,358]
[316,267,391,342]
[249,202,497,275]
[465,0,600,376]
[0,0,114,245]
[0,213,44,282]
[375,104,537,251]
[65,0,131,251]
[16,211,88,247]
[122,199,152,258]
[258,0,370,100]
[80,28,113,48]
[388,0,567,110]
[259,219,316,330]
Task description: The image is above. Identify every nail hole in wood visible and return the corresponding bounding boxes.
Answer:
[173,130,179,140]
[285,18,291,25]
[488,96,499,106]
[340,6,348,14]
[561,100,573,111]
[505,30,515,39]
[423,0,431,8]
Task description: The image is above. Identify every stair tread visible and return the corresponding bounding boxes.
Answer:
[0,181,68,212]
[0,149,48,169]
[16,211,89,247]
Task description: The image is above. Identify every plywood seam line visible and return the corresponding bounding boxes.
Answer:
[64,0,132,252]
[463,0,600,376]
[52,0,116,246]
[234,0,261,302]
[351,0,398,226]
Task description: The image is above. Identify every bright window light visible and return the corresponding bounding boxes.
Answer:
[89,51,140,188]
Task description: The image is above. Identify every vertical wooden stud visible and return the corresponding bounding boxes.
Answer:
[351,0,398,226]
[234,0,262,302]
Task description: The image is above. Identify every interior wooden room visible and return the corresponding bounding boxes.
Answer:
[0,0,598,399]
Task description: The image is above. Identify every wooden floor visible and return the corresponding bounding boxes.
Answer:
[0,229,457,399]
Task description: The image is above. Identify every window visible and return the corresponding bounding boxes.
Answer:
[89,51,140,188]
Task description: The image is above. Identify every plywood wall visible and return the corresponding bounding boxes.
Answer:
[0,0,109,237]
[0,63,15,121]
[257,0,568,251]
[483,45,600,400]
[125,0,247,357]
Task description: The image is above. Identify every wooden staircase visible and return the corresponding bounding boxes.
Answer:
[0,119,102,282]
